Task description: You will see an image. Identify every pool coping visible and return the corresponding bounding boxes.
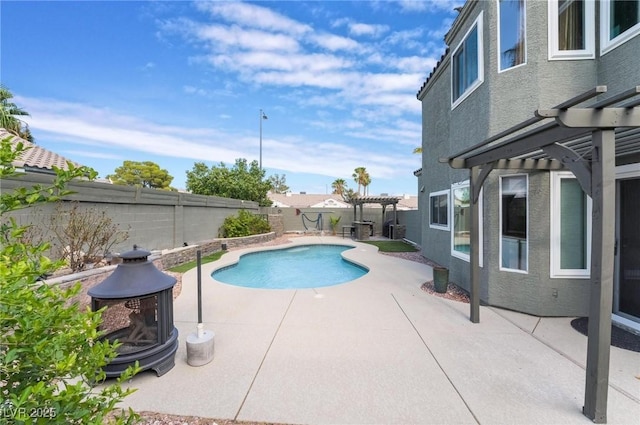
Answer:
[210,240,371,288]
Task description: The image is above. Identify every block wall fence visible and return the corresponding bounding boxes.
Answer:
[2,174,260,253]
[2,174,421,255]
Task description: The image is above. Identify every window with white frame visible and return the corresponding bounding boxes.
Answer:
[550,172,592,277]
[601,0,640,54]
[452,11,484,108]
[451,181,483,266]
[548,0,595,59]
[498,0,526,71]
[429,190,449,230]
[500,175,528,272]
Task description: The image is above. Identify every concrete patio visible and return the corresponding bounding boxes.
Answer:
[120,236,640,424]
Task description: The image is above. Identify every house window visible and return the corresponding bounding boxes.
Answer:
[550,172,591,278]
[500,175,528,272]
[429,190,449,230]
[548,0,595,59]
[450,181,483,267]
[452,12,484,108]
[601,0,640,54]
[498,0,526,71]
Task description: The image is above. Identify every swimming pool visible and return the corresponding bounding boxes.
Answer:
[211,244,368,289]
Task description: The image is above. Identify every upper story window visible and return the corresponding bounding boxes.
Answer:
[451,11,484,108]
[498,0,527,71]
[548,0,595,59]
[601,0,640,54]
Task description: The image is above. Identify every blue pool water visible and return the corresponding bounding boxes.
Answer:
[212,244,368,289]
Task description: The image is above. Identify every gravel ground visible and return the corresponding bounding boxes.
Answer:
[130,235,468,425]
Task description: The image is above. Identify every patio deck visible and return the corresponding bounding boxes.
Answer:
[119,235,640,424]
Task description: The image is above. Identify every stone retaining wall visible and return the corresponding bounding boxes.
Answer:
[159,232,277,269]
[47,232,278,306]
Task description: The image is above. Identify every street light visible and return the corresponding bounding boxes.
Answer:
[259,109,268,170]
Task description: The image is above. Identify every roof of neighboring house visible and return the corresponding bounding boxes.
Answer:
[269,193,351,209]
[269,192,418,210]
[0,128,84,172]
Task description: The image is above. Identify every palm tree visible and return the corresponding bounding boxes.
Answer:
[352,167,368,196]
[361,171,371,196]
[331,178,347,195]
[413,147,422,154]
[0,85,32,142]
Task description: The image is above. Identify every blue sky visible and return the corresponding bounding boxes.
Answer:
[1,0,460,195]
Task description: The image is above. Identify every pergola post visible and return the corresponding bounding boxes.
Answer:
[469,166,481,323]
[583,129,616,423]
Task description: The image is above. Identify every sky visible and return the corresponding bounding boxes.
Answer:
[1,0,461,195]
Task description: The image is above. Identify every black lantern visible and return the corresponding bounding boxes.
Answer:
[88,247,178,377]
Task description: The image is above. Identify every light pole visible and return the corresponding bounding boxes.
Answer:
[259,109,268,170]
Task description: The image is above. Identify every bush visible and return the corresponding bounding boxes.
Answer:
[0,137,138,424]
[219,209,271,238]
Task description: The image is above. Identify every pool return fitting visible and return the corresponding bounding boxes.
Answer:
[186,250,215,366]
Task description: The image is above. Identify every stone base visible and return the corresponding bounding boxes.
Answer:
[186,330,215,367]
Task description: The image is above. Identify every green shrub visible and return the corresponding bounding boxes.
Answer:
[0,137,138,424]
[219,209,271,238]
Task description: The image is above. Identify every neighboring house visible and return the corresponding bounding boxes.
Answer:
[268,192,418,210]
[0,128,85,173]
[269,192,351,209]
[416,0,640,334]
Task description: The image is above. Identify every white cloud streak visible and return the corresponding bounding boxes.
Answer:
[159,0,447,120]
[17,96,419,181]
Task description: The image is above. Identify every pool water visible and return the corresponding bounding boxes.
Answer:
[211,244,368,289]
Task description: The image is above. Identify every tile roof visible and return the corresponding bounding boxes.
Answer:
[416,48,449,100]
[0,128,84,172]
[269,193,350,208]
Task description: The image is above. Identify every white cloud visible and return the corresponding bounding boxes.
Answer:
[195,1,312,36]
[17,96,418,182]
[196,24,300,52]
[310,32,361,51]
[349,22,389,38]
[65,150,125,160]
[331,17,389,38]
[209,51,353,74]
[157,2,447,125]
[395,0,462,13]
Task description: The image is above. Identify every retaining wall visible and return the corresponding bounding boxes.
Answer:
[47,231,278,307]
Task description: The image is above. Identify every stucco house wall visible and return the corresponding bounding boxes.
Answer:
[418,0,639,316]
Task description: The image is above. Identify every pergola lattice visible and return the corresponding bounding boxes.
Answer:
[441,85,640,423]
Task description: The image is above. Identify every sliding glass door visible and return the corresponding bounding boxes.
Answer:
[615,178,640,323]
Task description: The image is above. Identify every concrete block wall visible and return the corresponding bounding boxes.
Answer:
[2,174,259,253]
[260,206,420,242]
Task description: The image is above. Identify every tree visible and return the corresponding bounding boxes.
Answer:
[413,147,422,154]
[362,173,371,196]
[268,173,289,194]
[47,202,129,272]
[0,137,138,424]
[186,158,273,206]
[219,209,271,238]
[107,160,173,190]
[352,167,370,196]
[0,85,34,142]
[331,178,348,196]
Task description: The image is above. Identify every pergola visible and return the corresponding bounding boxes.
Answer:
[440,85,640,423]
[347,195,400,225]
